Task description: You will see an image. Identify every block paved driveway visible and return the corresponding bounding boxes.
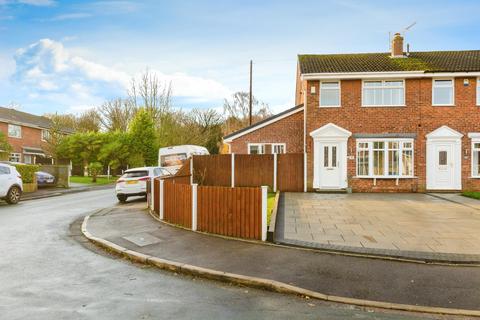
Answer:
[276,192,480,259]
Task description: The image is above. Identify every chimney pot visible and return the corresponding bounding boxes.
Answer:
[391,32,404,57]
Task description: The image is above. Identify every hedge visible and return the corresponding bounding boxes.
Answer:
[14,164,40,183]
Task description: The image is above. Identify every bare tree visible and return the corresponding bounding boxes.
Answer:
[223,92,271,134]
[76,109,101,132]
[129,69,172,122]
[98,98,137,132]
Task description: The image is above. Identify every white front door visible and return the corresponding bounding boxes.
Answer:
[432,143,455,189]
[319,143,341,189]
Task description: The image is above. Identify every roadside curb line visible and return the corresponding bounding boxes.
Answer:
[22,185,114,202]
[146,209,480,267]
[81,214,480,318]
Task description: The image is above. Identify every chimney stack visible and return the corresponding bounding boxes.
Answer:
[391,33,404,57]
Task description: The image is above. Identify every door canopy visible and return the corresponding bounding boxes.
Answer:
[310,123,352,140]
[426,125,463,140]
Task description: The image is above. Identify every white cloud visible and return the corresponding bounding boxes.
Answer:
[49,12,92,21]
[17,0,55,6]
[12,38,231,113]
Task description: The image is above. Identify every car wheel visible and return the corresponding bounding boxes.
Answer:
[6,186,21,204]
[117,195,127,203]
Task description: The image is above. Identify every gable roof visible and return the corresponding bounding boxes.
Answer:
[223,104,304,142]
[298,50,480,74]
[0,106,73,133]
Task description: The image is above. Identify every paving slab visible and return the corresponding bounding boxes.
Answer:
[276,192,480,262]
[85,204,480,311]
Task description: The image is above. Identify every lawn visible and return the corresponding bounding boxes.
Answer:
[462,191,480,200]
[267,192,277,226]
[70,175,117,186]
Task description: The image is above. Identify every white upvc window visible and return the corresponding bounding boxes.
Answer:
[8,124,21,138]
[41,129,50,141]
[362,80,405,107]
[272,143,286,154]
[472,140,480,178]
[356,139,414,178]
[320,81,340,107]
[477,78,480,106]
[9,153,21,162]
[248,143,265,155]
[432,79,454,106]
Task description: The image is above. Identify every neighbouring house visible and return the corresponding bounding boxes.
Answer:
[0,106,72,164]
[224,33,480,192]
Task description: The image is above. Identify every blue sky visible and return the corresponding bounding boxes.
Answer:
[0,0,479,116]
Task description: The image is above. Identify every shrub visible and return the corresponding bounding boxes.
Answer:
[88,162,103,183]
[14,164,40,183]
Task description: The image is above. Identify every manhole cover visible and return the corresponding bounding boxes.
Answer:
[122,233,162,247]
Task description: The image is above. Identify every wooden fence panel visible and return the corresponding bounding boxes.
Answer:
[162,175,191,184]
[277,153,304,192]
[175,158,191,176]
[197,186,262,240]
[234,154,274,188]
[193,154,231,187]
[163,182,192,228]
[153,178,160,216]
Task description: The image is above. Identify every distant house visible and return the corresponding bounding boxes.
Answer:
[0,106,73,164]
[224,33,480,192]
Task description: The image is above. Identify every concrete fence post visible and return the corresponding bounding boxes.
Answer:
[273,153,277,192]
[192,183,198,231]
[159,179,165,220]
[261,186,268,241]
[150,178,155,209]
[231,153,235,188]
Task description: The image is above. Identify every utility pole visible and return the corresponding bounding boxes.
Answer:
[249,59,253,126]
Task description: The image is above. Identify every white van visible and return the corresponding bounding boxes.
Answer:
[158,145,209,174]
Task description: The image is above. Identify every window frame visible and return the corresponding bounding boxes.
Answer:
[319,80,341,108]
[355,138,414,178]
[471,138,480,178]
[477,78,480,106]
[248,143,265,155]
[8,124,22,138]
[9,153,21,162]
[361,79,406,107]
[432,78,455,106]
[271,143,286,154]
[41,129,50,142]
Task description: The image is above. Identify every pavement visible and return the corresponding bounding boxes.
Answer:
[84,203,480,315]
[21,183,115,201]
[275,192,480,263]
[0,189,437,320]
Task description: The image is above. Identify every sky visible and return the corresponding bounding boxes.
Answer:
[0,0,479,116]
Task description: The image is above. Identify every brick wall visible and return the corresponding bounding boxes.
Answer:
[305,77,480,192]
[0,122,45,162]
[229,110,304,154]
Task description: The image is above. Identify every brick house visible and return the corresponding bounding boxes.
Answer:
[0,106,71,164]
[224,34,480,192]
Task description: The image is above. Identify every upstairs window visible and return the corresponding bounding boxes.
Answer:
[320,81,340,107]
[41,129,50,141]
[362,80,405,107]
[432,79,454,106]
[477,78,480,106]
[8,124,21,138]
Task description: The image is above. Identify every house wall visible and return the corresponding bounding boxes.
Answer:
[0,122,45,162]
[228,110,304,154]
[305,77,480,192]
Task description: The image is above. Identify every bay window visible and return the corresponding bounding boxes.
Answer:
[362,80,404,106]
[320,81,340,107]
[432,79,454,106]
[356,139,414,177]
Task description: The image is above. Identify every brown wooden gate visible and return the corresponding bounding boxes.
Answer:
[163,182,192,228]
[277,153,304,192]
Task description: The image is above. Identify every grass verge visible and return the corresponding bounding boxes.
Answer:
[462,191,480,200]
[70,176,117,185]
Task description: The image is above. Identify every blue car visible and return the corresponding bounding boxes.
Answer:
[36,171,55,186]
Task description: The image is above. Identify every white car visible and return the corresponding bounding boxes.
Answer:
[115,167,171,203]
[0,163,23,204]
